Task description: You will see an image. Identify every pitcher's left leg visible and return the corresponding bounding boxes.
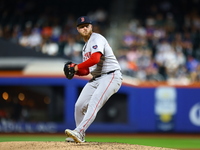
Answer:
[75,73,122,133]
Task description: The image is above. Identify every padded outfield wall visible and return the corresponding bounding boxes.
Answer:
[0,76,200,133]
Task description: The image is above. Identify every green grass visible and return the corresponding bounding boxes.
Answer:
[0,134,200,149]
[87,137,200,149]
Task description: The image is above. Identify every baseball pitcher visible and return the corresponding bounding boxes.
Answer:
[64,16,123,143]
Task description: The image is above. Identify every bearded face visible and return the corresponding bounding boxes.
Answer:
[77,24,93,37]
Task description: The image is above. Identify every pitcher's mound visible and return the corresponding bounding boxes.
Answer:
[0,141,177,150]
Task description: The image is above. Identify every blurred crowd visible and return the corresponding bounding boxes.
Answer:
[0,0,200,83]
[117,0,200,82]
[0,0,108,64]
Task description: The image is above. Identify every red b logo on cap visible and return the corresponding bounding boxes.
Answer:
[81,17,85,22]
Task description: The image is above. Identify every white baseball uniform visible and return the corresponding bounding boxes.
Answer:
[74,32,122,135]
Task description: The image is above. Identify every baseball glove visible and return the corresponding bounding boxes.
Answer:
[63,61,76,79]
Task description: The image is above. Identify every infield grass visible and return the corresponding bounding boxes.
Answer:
[0,134,200,149]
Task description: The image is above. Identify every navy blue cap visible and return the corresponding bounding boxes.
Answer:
[76,16,92,27]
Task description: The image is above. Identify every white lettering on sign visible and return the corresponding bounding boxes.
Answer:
[189,102,200,126]
[0,119,57,133]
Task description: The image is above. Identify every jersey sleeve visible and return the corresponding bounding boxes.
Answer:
[77,52,102,69]
[90,36,105,55]
[75,68,90,76]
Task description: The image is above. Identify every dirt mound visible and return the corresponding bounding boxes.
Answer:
[0,141,177,150]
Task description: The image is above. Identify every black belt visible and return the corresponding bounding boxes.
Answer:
[89,70,116,82]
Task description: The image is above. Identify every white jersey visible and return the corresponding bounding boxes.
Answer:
[82,33,121,77]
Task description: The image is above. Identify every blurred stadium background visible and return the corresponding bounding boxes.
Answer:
[0,0,200,135]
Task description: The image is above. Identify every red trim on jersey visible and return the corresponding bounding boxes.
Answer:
[77,52,102,69]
